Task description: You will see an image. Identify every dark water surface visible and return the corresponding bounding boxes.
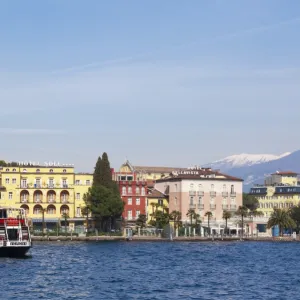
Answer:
[1,241,300,299]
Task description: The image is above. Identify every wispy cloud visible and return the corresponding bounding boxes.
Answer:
[48,16,300,74]
[0,128,67,135]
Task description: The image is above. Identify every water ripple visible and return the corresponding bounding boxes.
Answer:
[1,241,300,299]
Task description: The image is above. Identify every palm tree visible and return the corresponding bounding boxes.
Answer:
[235,206,248,238]
[41,208,46,236]
[222,210,231,235]
[204,211,213,236]
[169,210,181,230]
[267,208,296,236]
[186,209,195,226]
[193,212,201,235]
[61,213,69,236]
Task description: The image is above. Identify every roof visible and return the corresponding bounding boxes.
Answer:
[133,166,184,173]
[271,171,298,176]
[147,189,166,198]
[156,168,243,182]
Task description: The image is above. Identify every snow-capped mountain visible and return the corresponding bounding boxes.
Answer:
[205,152,291,172]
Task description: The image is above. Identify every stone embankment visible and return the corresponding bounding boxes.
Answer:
[31,235,300,242]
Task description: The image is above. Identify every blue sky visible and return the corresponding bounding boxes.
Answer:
[1,0,300,171]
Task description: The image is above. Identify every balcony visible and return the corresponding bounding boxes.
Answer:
[210,191,216,197]
[210,204,216,210]
[222,192,228,197]
[48,184,55,189]
[197,191,204,196]
[189,191,196,196]
[189,203,196,209]
[222,204,228,210]
[61,184,68,188]
[198,204,204,210]
[230,205,237,210]
[230,192,236,197]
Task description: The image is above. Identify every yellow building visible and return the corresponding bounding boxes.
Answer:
[147,189,169,223]
[249,171,300,217]
[0,165,92,230]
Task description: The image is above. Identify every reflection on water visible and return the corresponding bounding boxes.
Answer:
[1,241,300,299]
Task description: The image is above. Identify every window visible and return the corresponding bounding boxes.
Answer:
[21,179,27,188]
[86,180,91,185]
[158,199,163,206]
[198,197,202,204]
[198,184,202,190]
[128,187,132,194]
[122,186,126,196]
[34,206,41,214]
[49,178,54,187]
[190,183,194,190]
[136,187,140,194]
[136,210,140,218]
[49,169,53,173]
[23,169,27,172]
[75,180,80,185]
[5,178,9,184]
[231,185,236,193]
[141,187,145,196]
[62,179,67,187]
[76,207,81,216]
[127,210,132,220]
[36,169,40,173]
[175,197,178,205]
[76,193,80,200]
[136,198,140,205]
[127,198,132,205]
[211,184,214,191]
[5,168,9,172]
[190,196,194,205]
[35,178,41,187]
[9,192,13,200]
[223,184,226,191]
[12,168,16,172]
[63,169,66,173]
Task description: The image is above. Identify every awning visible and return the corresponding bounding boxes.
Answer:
[31,218,59,223]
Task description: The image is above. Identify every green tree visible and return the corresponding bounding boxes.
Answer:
[222,210,231,235]
[152,210,169,229]
[100,152,113,189]
[243,193,259,211]
[0,160,7,167]
[169,210,181,230]
[93,156,102,187]
[267,208,296,236]
[62,212,69,236]
[235,206,248,238]
[205,211,213,236]
[136,214,147,228]
[290,206,300,233]
[186,209,195,226]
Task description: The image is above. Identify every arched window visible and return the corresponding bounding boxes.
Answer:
[36,169,40,173]
[128,187,132,194]
[63,169,66,173]
[49,169,53,173]
[141,187,145,196]
[12,168,16,172]
[23,169,27,172]
[136,187,140,194]
[5,168,9,172]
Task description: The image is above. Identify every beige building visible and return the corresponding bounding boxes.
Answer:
[154,167,243,231]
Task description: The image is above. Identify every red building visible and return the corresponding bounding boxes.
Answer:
[113,168,147,223]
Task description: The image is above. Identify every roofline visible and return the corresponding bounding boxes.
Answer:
[155,177,243,183]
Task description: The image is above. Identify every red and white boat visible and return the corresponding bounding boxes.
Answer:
[0,207,32,257]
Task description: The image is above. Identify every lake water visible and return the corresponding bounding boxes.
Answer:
[1,241,300,299]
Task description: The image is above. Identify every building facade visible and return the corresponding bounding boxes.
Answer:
[154,167,243,230]
[0,165,92,230]
[250,171,300,218]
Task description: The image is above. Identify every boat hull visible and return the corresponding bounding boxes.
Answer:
[0,246,31,257]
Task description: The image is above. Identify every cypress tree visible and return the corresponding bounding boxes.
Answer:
[93,156,102,187]
[100,152,113,189]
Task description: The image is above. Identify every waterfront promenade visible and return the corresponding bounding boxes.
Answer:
[31,235,300,242]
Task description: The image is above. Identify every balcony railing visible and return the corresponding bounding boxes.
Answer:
[210,204,216,209]
[197,191,204,196]
[189,203,196,209]
[189,191,196,196]
[198,204,204,210]
[222,192,228,197]
[61,184,68,188]
[48,184,55,189]
[210,191,216,197]
[230,192,236,197]
[222,204,228,209]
